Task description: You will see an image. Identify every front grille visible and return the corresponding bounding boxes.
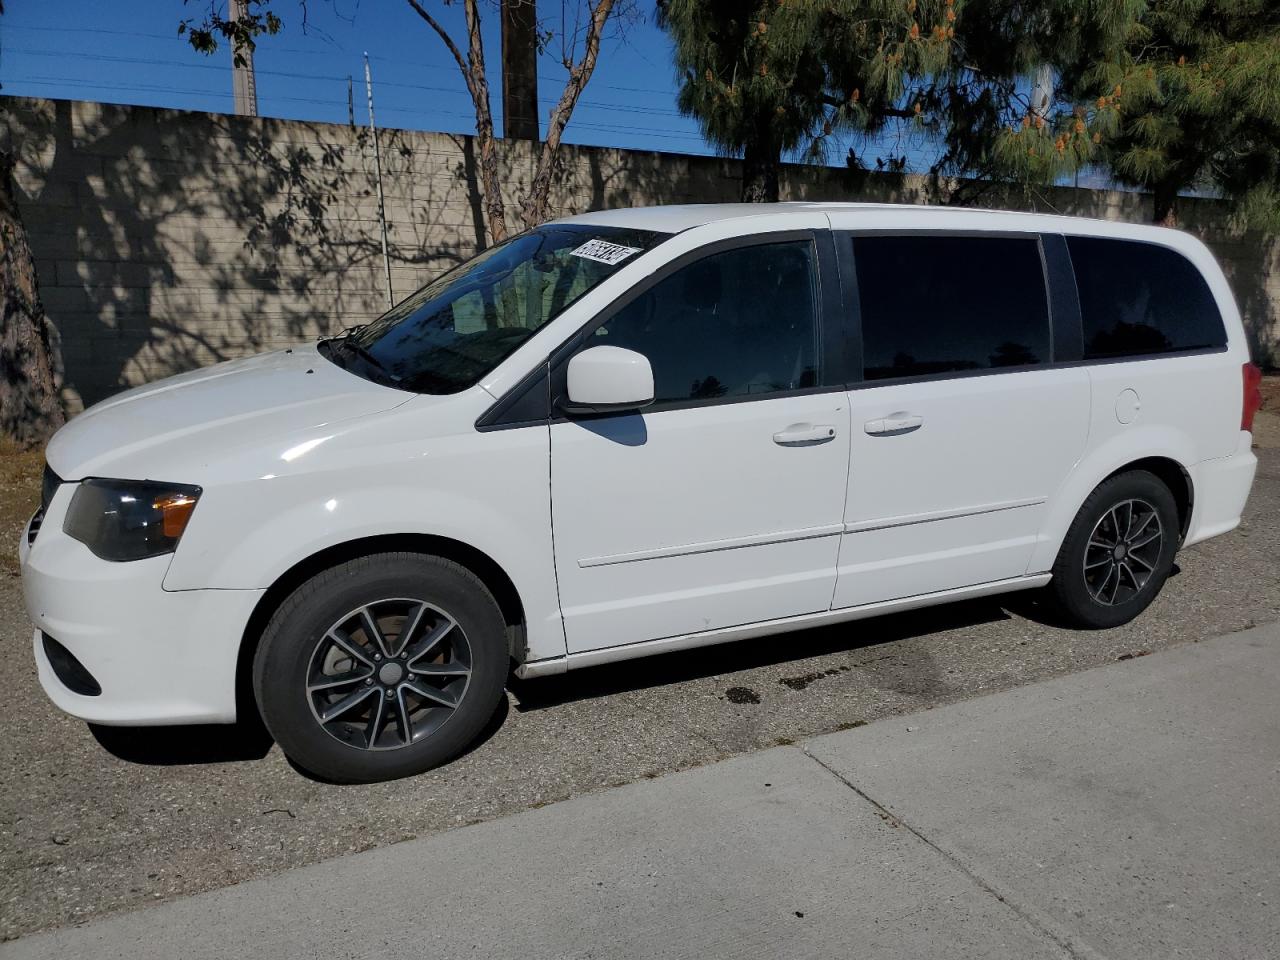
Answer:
[42,633,102,697]
[28,464,62,546]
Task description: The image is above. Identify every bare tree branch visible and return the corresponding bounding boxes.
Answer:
[404,0,470,86]
[520,0,615,227]
[404,0,508,241]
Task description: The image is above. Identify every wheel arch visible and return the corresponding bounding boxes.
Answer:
[1101,456,1194,540]
[1030,429,1198,575]
[234,534,526,724]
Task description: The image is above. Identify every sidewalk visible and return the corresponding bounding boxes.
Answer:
[6,623,1278,960]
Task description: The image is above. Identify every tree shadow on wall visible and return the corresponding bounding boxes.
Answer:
[9,99,494,408]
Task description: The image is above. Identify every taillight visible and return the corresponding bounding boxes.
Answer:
[1242,362,1263,432]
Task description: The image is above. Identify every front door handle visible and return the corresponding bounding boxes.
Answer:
[864,413,923,435]
[773,423,837,446]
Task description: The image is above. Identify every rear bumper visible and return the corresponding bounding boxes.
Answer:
[21,498,263,726]
[1184,432,1258,547]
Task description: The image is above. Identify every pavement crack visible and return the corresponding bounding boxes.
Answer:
[796,744,1111,960]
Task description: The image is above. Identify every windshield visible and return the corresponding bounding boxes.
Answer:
[321,223,668,394]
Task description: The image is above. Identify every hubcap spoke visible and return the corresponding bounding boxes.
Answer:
[1129,528,1161,550]
[396,686,414,745]
[412,662,471,677]
[404,679,461,709]
[1128,511,1156,542]
[308,668,373,694]
[320,685,378,722]
[394,602,429,659]
[365,691,388,748]
[1091,563,1115,602]
[1127,551,1155,571]
[406,617,457,668]
[1119,560,1140,592]
[360,607,393,659]
[327,629,375,668]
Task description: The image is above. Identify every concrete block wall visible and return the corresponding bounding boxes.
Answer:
[3,96,1276,411]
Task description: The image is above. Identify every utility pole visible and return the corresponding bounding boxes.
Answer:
[501,0,539,140]
[1030,64,1053,120]
[230,0,259,116]
[364,53,394,308]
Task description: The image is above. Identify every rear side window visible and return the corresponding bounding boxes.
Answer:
[1067,237,1227,359]
[592,241,819,405]
[853,235,1051,381]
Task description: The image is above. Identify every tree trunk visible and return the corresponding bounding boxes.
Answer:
[472,107,508,244]
[463,0,508,243]
[0,151,65,448]
[1153,181,1179,227]
[741,139,780,203]
[406,0,508,243]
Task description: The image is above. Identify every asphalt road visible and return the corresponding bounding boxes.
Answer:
[3,429,1278,941]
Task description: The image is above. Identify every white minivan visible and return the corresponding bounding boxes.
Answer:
[21,203,1261,782]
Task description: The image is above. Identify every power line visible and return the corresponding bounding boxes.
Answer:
[7,46,689,117]
[3,28,685,98]
[4,76,711,143]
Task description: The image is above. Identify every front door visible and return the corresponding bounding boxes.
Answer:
[550,235,851,654]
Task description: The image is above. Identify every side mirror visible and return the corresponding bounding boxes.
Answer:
[560,345,655,416]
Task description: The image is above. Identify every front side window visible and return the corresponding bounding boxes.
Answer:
[591,240,820,406]
[853,235,1051,381]
[323,224,667,393]
[1066,237,1227,360]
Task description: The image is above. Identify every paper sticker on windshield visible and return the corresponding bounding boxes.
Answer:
[570,239,642,266]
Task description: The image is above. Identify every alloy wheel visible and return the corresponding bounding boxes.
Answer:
[1082,498,1164,607]
[306,598,472,751]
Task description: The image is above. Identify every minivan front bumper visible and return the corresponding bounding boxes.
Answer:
[20,502,263,726]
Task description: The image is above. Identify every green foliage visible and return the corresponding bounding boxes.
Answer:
[658,0,1145,200]
[1057,0,1280,224]
[180,0,283,67]
[663,0,1280,222]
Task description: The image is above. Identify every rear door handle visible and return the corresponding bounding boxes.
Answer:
[864,413,923,435]
[773,423,837,446]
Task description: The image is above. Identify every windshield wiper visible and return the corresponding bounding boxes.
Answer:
[339,338,388,373]
[320,331,392,379]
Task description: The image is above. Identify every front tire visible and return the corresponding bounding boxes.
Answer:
[253,552,509,783]
[1047,470,1180,629]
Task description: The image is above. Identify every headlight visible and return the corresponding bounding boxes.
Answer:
[63,479,202,562]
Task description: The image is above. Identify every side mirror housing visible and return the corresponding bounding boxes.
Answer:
[560,345,655,416]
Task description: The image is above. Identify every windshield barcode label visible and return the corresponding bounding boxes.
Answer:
[570,239,643,265]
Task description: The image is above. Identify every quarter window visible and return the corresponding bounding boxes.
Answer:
[853,235,1051,381]
[1066,237,1227,359]
[591,241,820,405]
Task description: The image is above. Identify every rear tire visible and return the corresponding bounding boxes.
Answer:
[1047,470,1179,629]
[253,552,508,783]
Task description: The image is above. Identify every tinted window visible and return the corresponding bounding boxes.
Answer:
[854,235,1051,381]
[592,241,819,405]
[323,224,666,394]
[1067,237,1226,359]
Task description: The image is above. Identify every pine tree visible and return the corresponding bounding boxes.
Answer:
[1056,0,1280,225]
[656,0,832,202]
[657,0,1138,204]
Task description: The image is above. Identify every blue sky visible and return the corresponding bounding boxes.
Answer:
[0,0,931,168]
